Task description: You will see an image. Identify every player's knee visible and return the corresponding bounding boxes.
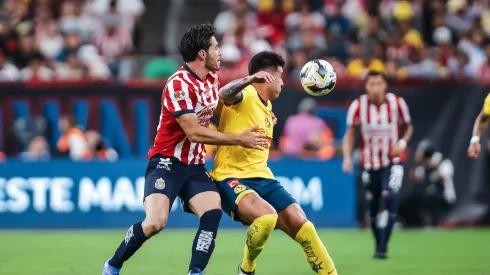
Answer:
[200,209,222,227]
[255,213,278,232]
[143,217,168,235]
[382,190,391,197]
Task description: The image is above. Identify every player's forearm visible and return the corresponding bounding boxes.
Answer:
[472,111,489,137]
[218,77,251,104]
[188,126,240,146]
[401,124,414,143]
[342,129,355,159]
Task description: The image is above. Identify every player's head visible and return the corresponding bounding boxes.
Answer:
[248,51,285,100]
[178,23,221,71]
[365,71,387,103]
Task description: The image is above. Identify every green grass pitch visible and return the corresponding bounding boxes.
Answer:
[0,229,489,274]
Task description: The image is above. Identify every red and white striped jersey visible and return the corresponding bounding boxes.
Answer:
[148,65,220,164]
[347,93,411,171]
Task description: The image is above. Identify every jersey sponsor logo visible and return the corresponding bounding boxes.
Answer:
[155,178,166,190]
[196,105,216,127]
[234,185,246,194]
[195,230,214,253]
[227,179,240,188]
[156,158,172,171]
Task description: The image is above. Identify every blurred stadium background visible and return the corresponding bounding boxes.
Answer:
[0,0,490,274]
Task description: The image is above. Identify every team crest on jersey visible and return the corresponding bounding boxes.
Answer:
[174,90,186,101]
[155,178,166,190]
[265,116,271,129]
[234,185,246,194]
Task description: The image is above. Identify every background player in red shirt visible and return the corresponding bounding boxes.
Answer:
[102,23,270,275]
[342,71,413,260]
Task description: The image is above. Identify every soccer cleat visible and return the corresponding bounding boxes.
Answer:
[188,270,205,275]
[102,260,120,275]
[373,252,388,260]
[238,264,255,275]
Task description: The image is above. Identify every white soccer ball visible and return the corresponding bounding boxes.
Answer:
[299,59,337,96]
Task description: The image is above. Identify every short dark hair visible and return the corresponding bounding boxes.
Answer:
[365,70,386,82]
[178,23,216,62]
[248,51,286,75]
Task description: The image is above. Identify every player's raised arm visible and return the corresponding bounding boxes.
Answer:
[218,71,275,105]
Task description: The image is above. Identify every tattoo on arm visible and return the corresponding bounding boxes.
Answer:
[218,77,250,105]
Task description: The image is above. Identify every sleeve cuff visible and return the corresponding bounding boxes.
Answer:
[173,109,195,117]
[224,93,244,107]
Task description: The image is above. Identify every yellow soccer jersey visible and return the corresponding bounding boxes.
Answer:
[484,93,490,116]
[209,85,274,181]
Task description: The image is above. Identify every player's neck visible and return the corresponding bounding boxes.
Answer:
[185,61,210,81]
[254,85,271,103]
[369,96,386,106]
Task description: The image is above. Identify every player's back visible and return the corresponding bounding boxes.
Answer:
[148,65,219,165]
[209,85,274,181]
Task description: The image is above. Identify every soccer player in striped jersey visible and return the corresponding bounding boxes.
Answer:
[210,52,338,275]
[468,93,490,158]
[102,23,269,275]
[342,71,413,259]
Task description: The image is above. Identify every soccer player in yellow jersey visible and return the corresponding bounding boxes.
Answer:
[468,93,490,158]
[209,52,338,275]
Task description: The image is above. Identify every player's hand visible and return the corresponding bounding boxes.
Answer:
[468,142,481,159]
[237,125,269,150]
[390,143,405,158]
[247,71,275,83]
[342,157,353,174]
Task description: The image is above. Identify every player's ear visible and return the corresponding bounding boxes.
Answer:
[198,49,206,60]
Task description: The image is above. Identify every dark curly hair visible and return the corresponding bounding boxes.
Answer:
[178,23,216,62]
[248,51,286,75]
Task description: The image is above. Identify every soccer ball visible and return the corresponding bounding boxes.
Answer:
[299,59,337,96]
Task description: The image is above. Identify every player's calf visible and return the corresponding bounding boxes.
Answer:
[236,192,278,273]
[277,204,338,275]
[187,191,223,274]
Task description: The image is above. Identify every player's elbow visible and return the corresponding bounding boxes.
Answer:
[185,130,201,143]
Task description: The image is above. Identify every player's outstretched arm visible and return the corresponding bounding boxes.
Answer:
[342,126,355,174]
[219,71,275,105]
[176,113,268,150]
[468,110,489,158]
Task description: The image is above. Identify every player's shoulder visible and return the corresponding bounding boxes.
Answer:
[164,69,197,91]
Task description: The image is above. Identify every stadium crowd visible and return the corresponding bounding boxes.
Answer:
[215,0,490,84]
[0,0,144,81]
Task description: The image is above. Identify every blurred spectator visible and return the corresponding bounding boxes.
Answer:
[222,16,258,53]
[456,30,486,75]
[87,0,145,22]
[357,16,389,45]
[280,98,334,159]
[477,44,490,83]
[55,52,85,80]
[289,48,309,78]
[214,0,256,35]
[396,19,424,49]
[446,0,478,34]
[447,50,474,78]
[12,34,43,68]
[93,16,132,76]
[20,53,54,81]
[85,130,118,161]
[286,0,325,53]
[346,46,385,78]
[77,44,111,79]
[432,26,455,66]
[57,115,88,161]
[59,0,97,41]
[37,20,63,60]
[217,43,248,84]
[19,135,50,161]
[398,47,444,79]
[56,32,81,62]
[387,32,411,66]
[256,0,291,45]
[11,116,47,152]
[0,49,20,81]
